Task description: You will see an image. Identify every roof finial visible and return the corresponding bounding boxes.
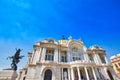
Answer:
[61,35,65,40]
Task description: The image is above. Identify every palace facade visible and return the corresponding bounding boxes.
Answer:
[17,36,117,80]
[110,54,120,77]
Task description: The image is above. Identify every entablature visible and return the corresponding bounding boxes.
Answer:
[87,49,105,54]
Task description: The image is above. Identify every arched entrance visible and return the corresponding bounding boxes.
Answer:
[74,69,78,80]
[44,69,52,80]
[107,70,114,80]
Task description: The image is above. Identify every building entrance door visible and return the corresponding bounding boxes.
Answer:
[44,69,52,80]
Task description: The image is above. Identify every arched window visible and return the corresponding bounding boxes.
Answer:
[48,40,54,43]
[99,54,106,63]
[72,47,81,61]
[44,69,52,80]
[74,69,79,80]
[72,47,78,53]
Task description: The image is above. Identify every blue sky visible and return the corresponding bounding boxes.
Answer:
[0,0,120,69]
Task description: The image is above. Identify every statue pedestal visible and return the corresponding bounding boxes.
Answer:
[0,69,17,80]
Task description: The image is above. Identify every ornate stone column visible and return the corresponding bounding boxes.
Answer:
[68,68,71,80]
[77,67,81,80]
[37,48,42,62]
[54,48,59,62]
[104,54,109,64]
[93,52,99,64]
[62,68,63,80]
[83,52,87,61]
[40,47,46,62]
[58,49,61,62]
[84,67,89,80]
[31,50,35,63]
[93,52,102,64]
[27,52,32,64]
[85,53,90,61]
[92,67,97,80]
[96,54,102,64]
[67,51,71,62]
[33,48,40,63]
[58,67,61,80]
[104,67,110,80]
[96,68,102,79]
[71,67,74,80]
[39,47,43,61]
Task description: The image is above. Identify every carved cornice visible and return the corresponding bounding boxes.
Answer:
[28,63,36,66]
[87,49,105,54]
[33,42,68,49]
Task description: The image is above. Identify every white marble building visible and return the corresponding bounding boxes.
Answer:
[17,36,117,80]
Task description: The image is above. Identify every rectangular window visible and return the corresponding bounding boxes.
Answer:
[61,56,64,62]
[61,56,67,62]
[88,54,94,62]
[100,54,106,63]
[45,55,47,60]
[45,49,54,61]
[61,51,67,62]
[48,55,51,60]
[73,57,75,61]
[72,56,80,61]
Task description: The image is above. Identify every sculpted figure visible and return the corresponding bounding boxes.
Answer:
[7,48,24,71]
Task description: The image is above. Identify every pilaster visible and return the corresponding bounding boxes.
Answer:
[67,52,71,62]
[62,68,63,80]
[77,67,81,80]
[36,48,42,62]
[93,52,99,64]
[68,68,71,80]
[96,54,102,64]
[86,53,90,61]
[58,49,61,62]
[104,54,109,64]
[54,48,59,62]
[92,67,97,80]
[104,67,110,80]
[40,47,46,62]
[71,67,74,80]
[84,67,89,80]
